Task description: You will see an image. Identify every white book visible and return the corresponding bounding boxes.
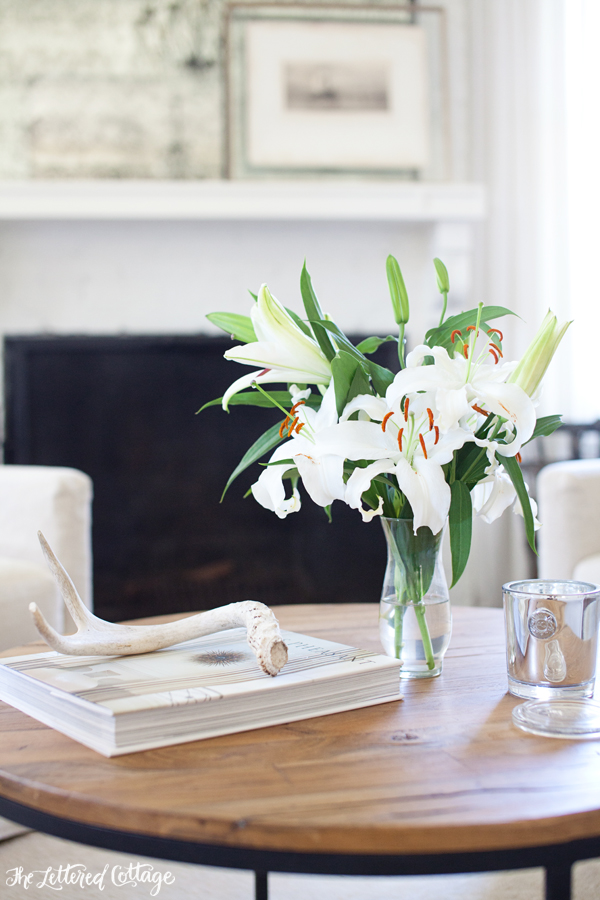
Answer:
[0,629,403,756]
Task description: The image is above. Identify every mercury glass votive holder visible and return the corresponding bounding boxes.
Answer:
[503,579,600,701]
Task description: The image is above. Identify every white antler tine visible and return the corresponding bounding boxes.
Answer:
[37,531,91,629]
[29,546,288,673]
[28,602,74,654]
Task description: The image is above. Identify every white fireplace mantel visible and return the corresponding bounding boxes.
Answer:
[0,180,486,221]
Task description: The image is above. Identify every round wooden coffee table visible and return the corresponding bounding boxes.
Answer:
[0,604,599,900]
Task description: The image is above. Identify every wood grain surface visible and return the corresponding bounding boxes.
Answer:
[0,604,600,857]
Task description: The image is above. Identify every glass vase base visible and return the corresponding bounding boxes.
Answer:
[399,663,443,680]
[507,675,595,701]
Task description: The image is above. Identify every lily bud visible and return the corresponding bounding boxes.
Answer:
[508,311,571,398]
[386,255,410,325]
[433,258,450,295]
[222,283,332,409]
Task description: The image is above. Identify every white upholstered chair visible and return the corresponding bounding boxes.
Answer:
[537,458,600,582]
[0,464,93,841]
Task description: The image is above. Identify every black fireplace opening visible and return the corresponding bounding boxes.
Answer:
[4,334,396,622]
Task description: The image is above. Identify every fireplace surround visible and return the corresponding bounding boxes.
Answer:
[3,334,396,622]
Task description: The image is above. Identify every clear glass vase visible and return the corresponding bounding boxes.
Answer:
[379,517,451,678]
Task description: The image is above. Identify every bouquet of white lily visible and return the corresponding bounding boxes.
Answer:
[201,258,569,675]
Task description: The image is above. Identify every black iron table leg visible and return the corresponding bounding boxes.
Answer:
[255,870,268,900]
[545,862,572,900]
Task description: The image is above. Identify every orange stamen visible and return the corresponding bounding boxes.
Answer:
[450,329,462,343]
[489,348,499,364]
[290,400,306,415]
[489,341,503,357]
[472,404,488,417]
[404,397,410,421]
[467,325,479,335]
[397,428,403,452]
[279,417,290,438]
[463,344,469,359]
[295,422,305,434]
[419,433,428,459]
[434,425,439,444]
[427,408,434,430]
[381,411,394,432]
[487,328,504,341]
[516,452,522,464]
[287,416,299,436]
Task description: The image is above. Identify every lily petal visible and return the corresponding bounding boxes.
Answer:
[478,382,536,456]
[345,459,392,522]
[251,452,301,519]
[471,471,516,524]
[295,453,346,508]
[394,456,450,534]
[315,421,394,461]
[340,394,388,423]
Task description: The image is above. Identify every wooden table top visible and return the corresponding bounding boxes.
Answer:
[0,603,600,858]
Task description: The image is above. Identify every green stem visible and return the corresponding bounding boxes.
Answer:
[414,602,436,669]
[394,604,404,658]
[438,291,448,327]
[398,324,406,368]
[251,382,291,418]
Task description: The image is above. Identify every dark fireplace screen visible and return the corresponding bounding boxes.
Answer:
[4,335,392,622]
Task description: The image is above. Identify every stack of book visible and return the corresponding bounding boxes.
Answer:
[0,628,402,756]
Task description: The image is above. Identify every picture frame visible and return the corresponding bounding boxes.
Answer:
[224,3,449,179]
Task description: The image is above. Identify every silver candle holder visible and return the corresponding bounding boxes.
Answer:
[503,579,600,701]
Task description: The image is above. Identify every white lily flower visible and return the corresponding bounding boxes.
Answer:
[319,395,472,532]
[471,468,517,524]
[472,462,541,529]
[386,343,535,457]
[250,383,345,517]
[222,285,332,409]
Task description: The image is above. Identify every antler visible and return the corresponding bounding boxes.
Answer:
[29,532,288,676]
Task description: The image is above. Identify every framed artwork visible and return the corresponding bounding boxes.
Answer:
[225,3,448,179]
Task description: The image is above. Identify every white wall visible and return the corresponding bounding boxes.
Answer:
[0,219,439,339]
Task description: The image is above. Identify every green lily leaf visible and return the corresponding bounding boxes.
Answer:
[347,364,372,405]
[197,390,320,413]
[300,263,336,362]
[221,421,283,500]
[260,458,295,467]
[356,335,397,355]
[501,453,537,554]
[332,350,360,417]
[453,443,490,487]
[285,307,313,338]
[425,306,516,355]
[449,481,472,587]
[525,414,563,443]
[366,360,395,395]
[371,473,400,492]
[313,319,365,362]
[206,312,257,343]
[315,321,395,396]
